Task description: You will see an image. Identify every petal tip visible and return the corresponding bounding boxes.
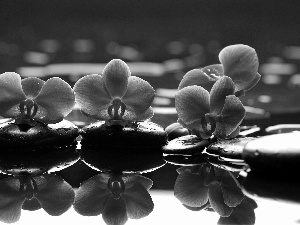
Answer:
[103,59,131,98]
[103,59,131,78]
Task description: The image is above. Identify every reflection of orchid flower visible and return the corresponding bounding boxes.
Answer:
[74,173,154,225]
[175,76,245,139]
[0,174,75,223]
[179,44,261,95]
[218,196,257,225]
[174,164,244,217]
[0,72,75,125]
[73,59,155,126]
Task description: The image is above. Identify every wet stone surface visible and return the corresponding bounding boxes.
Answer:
[79,121,167,173]
[207,137,258,160]
[162,135,210,155]
[242,132,300,177]
[0,120,80,175]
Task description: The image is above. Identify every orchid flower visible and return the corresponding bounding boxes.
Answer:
[74,173,154,225]
[0,174,75,223]
[178,44,261,95]
[174,164,244,217]
[175,76,245,139]
[73,59,155,126]
[0,72,75,125]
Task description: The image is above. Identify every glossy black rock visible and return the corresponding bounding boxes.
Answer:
[162,135,210,155]
[79,121,167,173]
[207,137,257,160]
[242,132,300,177]
[0,119,80,175]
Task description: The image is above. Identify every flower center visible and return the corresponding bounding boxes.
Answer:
[107,175,125,200]
[16,99,38,126]
[201,116,216,136]
[19,99,38,119]
[107,99,126,120]
[19,177,38,200]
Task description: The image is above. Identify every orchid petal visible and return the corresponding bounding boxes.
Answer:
[202,64,224,78]
[210,76,235,115]
[123,183,154,219]
[178,69,217,90]
[123,175,153,191]
[22,198,42,211]
[0,72,26,118]
[102,196,128,225]
[185,165,207,176]
[214,167,231,179]
[220,175,244,207]
[122,76,155,114]
[219,44,259,92]
[214,95,245,138]
[34,77,75,123]
[175,86,210,125]
[203,165,215,186]
[135,107,154,121]
[96,173,113,187]
[198,164,210,178]
[21,77,45,98]
[34,174,75,216]
[174,170,209,207]
[74,74,112,120]
[123,106,154,121]
[103,59,130,98]
[227,126,240,139]
[217,197,256,225]
[0,177,25,223]
[176,166,193,174]
[81,108,110,121]
[74,175,111,216]
[208,181,233,217]
[182,202,210,211]
[243,72,261,91]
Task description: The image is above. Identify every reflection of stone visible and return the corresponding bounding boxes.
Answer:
[0,120,79,175]
[79,121,166,173]
[240,170,300,204]
[0,174,75,223]
[74,173,154,225]
[207,137,257,172]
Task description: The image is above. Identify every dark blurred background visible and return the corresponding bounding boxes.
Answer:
[1,0,300,188]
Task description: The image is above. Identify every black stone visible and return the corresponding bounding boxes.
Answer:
[0,120,80,175]
[207,137,257,160]
[242,132,300,176]
[162,135,210,155]
[79,121,167,173]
